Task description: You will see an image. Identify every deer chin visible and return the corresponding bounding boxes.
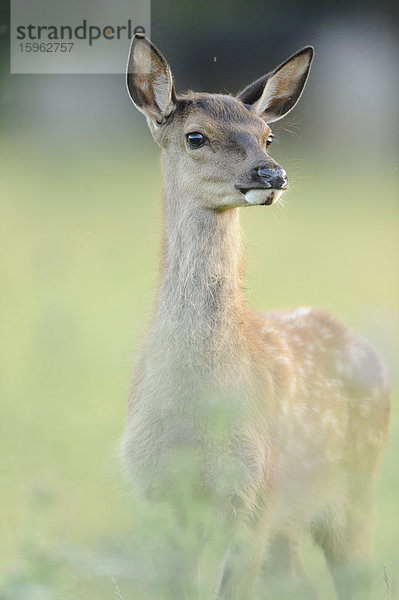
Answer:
[243,188,282,206]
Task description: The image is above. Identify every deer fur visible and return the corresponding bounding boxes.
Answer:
[121,35,390,599]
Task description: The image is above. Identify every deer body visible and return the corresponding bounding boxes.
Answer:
[122,36,390,599]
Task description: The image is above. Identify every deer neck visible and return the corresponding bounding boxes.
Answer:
[150,160,247,370]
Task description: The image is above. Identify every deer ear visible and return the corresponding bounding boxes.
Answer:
[237,47,314,123]
[126,34,177,125]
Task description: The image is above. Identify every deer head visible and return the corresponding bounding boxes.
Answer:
[126,35,313,209]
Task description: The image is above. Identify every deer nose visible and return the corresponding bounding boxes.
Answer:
[255,167,288,189]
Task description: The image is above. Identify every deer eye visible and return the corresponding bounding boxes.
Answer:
[186,132,206,148]
[266,134,274,149]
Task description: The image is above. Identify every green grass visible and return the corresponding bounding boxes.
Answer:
[0,138,398,599]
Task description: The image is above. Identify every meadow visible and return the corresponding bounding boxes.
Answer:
[1,136,398,599]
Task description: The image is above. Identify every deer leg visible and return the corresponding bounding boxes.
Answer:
[214,523,268,600]
[262,533,320,600]
[312,489,375,600]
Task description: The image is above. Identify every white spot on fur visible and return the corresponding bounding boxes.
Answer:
[294,307,311,318]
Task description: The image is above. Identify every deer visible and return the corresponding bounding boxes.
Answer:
[121,34,390,600]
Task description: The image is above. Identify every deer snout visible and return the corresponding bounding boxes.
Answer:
[235,163,289,206]
[253,166,288,190]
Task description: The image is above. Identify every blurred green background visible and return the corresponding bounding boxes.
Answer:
[0,0,398,598]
